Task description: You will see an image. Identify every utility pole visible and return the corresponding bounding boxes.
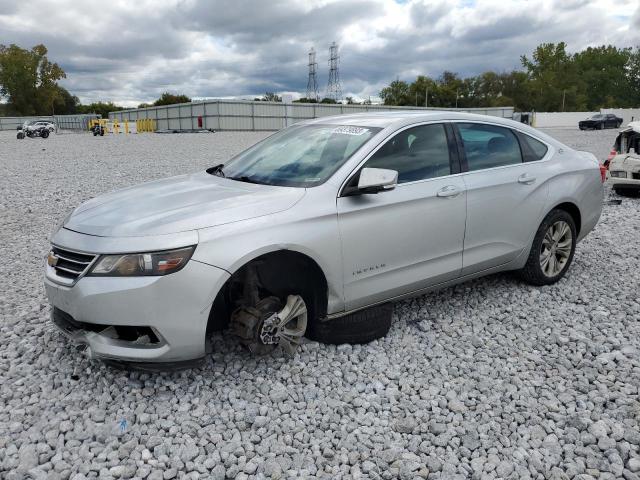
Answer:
[425,86,428,108]
[306,47,319,102]
[326,42,343,102]
[455,89,459,108]
[562,90,566,112]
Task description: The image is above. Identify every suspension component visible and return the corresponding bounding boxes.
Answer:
[230,295,307,355]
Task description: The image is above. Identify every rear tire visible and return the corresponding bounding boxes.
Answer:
[307,303,393,344]
[519,209,577,286]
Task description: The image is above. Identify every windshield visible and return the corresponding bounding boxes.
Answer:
[219,124,381,187]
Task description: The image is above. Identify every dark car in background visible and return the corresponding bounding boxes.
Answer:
[579,114,622,130]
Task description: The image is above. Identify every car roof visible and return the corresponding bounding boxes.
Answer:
[306,110,520,128]
[303,110,560,145]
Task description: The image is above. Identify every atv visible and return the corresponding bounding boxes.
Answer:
[17,121,50,140]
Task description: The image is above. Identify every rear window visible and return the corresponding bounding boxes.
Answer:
[517,132,548,162]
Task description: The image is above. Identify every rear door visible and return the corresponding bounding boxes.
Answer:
[605,115,613,128]
[337,122,466,310]
[453,122,551,275]
[607,114,619,128]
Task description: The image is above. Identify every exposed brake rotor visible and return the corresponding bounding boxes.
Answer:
[230,295,307,355]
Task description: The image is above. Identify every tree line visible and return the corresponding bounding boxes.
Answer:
[0,44,193,118]
[380,43,640,112]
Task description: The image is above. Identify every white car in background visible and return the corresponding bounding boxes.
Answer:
[21,120,56,132]
[607,122,640,196]
[44,112,604,368]
[33,120,56,132]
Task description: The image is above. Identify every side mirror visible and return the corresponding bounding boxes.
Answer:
[356,167,398,194]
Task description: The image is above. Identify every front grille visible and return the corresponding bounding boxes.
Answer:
[49,246,96,281]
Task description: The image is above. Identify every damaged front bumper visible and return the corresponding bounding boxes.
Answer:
[44,258,230,363]
[608,150,640,189]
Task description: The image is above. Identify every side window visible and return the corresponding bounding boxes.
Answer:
[517,132,549,162]
[363,123,451,183]
[457,123,522,171]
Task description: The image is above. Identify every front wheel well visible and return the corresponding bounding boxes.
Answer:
[551,202,581,236]
[206,250,328,335]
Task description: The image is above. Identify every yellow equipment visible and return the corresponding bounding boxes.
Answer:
[88,118,156,134]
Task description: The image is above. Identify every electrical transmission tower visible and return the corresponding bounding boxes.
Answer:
[306,47,319,102]
[326,42,342,102]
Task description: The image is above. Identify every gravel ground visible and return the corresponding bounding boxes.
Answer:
[1,127,639,480]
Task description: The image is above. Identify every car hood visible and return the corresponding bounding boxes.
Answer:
[611,153,640,167]
[64,171,306,237]
[619,122,640,134]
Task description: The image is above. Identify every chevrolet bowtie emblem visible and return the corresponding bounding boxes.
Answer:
[47,252,59,267]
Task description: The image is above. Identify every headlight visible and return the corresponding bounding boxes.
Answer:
[88,246,195,277]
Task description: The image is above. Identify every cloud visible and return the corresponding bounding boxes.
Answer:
[0,0,636,105]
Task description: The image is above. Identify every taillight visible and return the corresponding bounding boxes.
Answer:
[599,165,607,183]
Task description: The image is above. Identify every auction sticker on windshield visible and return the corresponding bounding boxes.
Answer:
[333,126,370,136]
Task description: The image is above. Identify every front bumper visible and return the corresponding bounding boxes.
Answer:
[608,177,640,189]
[45,257,229,363]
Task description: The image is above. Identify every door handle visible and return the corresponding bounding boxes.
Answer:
[437,185,461,198]
[518,173,536,185]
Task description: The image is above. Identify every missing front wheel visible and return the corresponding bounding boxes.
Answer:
[229,295,308,355]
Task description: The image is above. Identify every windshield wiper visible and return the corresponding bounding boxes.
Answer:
[206,164,226,177]
[229,175,266,185]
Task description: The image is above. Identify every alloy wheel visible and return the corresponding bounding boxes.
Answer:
[540,220,573,278]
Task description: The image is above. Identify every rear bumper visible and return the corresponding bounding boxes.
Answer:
[45,258,229,363]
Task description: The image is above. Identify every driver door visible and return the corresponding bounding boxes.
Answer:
[337,123,467,311]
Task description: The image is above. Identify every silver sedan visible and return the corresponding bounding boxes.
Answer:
[44,112,604,367]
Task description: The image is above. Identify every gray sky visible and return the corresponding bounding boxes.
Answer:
[1,0,638,106]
